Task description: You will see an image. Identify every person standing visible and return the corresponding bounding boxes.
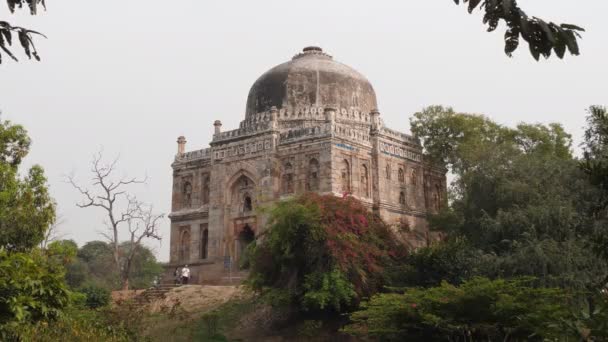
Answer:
[174,267,181,285]
[181,264,191,285]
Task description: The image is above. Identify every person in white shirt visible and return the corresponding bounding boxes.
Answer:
[181,265,191,285]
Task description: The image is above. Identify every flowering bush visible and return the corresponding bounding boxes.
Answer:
[248,193,400,312]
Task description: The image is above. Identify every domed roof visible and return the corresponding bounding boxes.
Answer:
[245,47,377,118]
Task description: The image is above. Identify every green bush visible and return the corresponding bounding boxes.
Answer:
[0,250,70,339]
[345,277,572,341]
[385,237,481,289]
[17,308,130,342]
[80,285,111,309]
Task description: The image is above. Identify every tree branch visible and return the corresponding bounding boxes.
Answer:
[454,0,584,60]
[68,150,164,290]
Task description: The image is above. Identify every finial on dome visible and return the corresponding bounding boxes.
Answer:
[303,46,323,52]
[293,46,332,60]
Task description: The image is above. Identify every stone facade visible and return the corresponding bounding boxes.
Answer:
[168,47,447,284]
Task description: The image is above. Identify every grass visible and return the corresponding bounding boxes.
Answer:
[192,296,260,341]
[136,294,260,342]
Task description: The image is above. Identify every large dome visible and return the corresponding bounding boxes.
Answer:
[245,47,378,118]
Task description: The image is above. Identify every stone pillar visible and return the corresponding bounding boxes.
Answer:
[324,107,336,135]
[177,136,187,154]
[369,110,381,213]
[370,109,381,133]
[270,106,278,130]
[214,120,222,135]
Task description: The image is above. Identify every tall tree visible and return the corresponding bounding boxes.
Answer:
[454,0,585,60]
[68,152,163,290]
[410,106,607,291]
[64,240,163,289]
[0,117,55,251]
[581,106,608,277]
[0,116,69,339]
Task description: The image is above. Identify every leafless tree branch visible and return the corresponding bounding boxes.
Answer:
[67,150,164,290]
[40,214,67,249]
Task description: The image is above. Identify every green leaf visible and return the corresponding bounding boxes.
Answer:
[468,0,483,13]
[560,23,585,32]
[504,27,519,57]
[563,30,580,55]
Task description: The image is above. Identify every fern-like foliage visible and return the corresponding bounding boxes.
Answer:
[454,0,584,60]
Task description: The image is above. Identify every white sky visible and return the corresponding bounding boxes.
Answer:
[1,0,606,261]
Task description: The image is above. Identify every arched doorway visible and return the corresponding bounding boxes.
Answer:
[341,159,351,193]
[179,228,191,262]
[237,224,255,269]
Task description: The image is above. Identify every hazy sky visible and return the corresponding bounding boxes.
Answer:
[1,0,606,261]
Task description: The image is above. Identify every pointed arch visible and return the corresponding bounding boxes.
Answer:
[411,169,418,186]
[433,183,442,211]
[361,164,370,197]
[201,174,210,205]
[182,181,193,208]
[200,224,209,259]
[282,162,295,194]
[307,158,320,191]
[398,168,405,183]
[341,159,351,193]
[179,228,191,262]
[243,193,253,212]
[399,191,406,206]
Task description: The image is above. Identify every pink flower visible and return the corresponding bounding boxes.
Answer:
[410,303,417,309]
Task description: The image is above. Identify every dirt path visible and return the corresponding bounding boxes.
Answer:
[148,284,250,313]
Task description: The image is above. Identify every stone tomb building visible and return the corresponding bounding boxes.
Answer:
[169,47,446,284]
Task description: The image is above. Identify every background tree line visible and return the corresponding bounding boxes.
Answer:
[0,115,164,341]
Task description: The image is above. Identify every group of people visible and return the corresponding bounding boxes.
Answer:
[173,264,191,285]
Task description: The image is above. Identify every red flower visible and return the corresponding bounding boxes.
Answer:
[410,303,417,309]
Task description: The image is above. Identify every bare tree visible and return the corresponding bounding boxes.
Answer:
[67,151,163,290]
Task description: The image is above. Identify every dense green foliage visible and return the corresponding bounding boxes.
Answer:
[346,277,572,341]
[385,237,481,288]
[80,285,111,309]
[581,106,608,262]
[248,193,400,312]
[65,240,163,290]
[0,120,56,252]
[0,250,70,339]
[0,118,70,340]
[409,106,608,291]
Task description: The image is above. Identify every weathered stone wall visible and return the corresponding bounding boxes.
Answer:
[167,113,446,283]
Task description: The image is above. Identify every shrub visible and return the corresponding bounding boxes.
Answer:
[345,277,573,341]
[248,194,399,313]
[17,308,130,342]
[0,250,70,339]
[80,285,111,309]
[384,237,482,288]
